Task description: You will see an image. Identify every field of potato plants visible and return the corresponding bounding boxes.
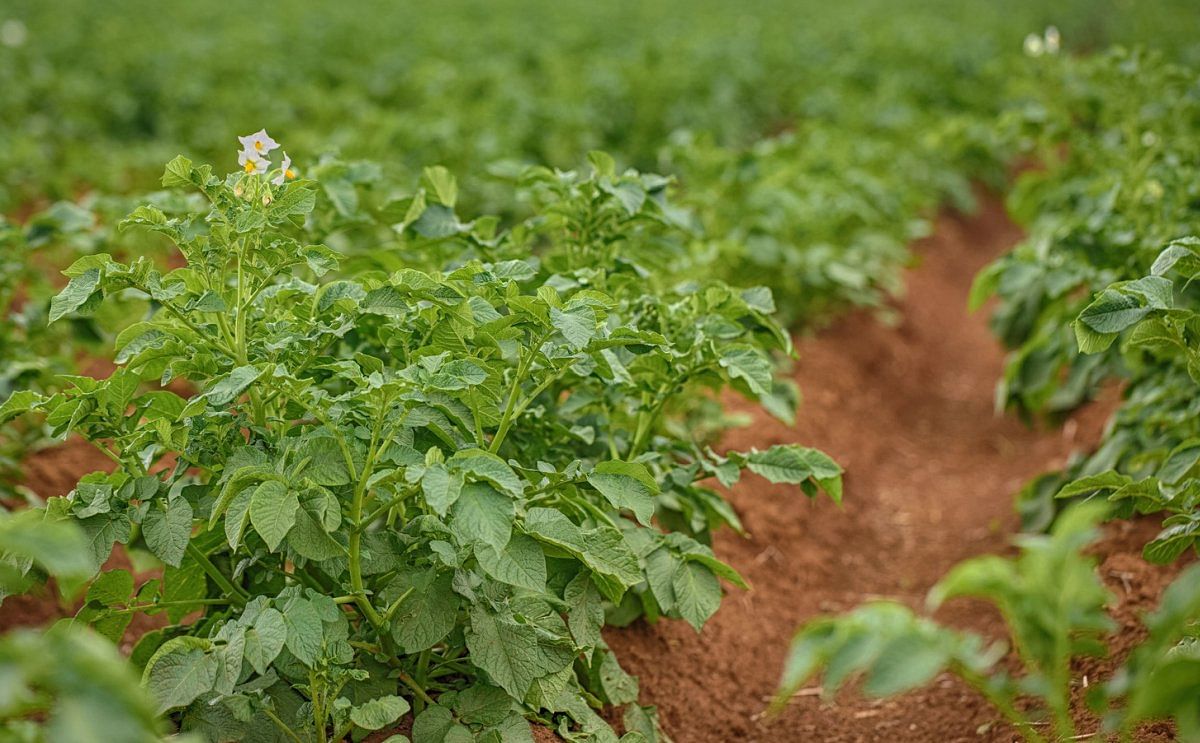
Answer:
[2,1,1200,741]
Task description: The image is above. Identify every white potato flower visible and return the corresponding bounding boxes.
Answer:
[238,129,280,158]
[238,149,268,175]
[1044,26,1061,54]
[272,152,297,186]
[1023,33,1044,57]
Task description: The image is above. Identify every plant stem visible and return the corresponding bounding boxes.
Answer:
[348,404,386,632]
[396,670,436,706]
[957,666,1046,743]
[107,598,232,616]
[185,542,248,606]
[491,364,569,454]
[490,351,531,454]
[260,705,305,743]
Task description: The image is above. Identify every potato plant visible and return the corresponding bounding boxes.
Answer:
[1060,237,1200,563]
[969,48,1200,546]
[1,139,840,742]
[776,504,1200,742]
[973,47,1200,417]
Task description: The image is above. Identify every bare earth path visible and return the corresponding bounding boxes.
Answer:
[607,196,1165,742]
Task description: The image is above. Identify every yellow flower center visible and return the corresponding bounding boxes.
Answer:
[244,160,257,173]
[254,141,264,151]
[285,169,296,180]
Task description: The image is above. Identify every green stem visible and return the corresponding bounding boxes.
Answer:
[381,586,415,624]
[349,403,387,632]
[491,363,569,454]
[310,671,327,743]
[106,598,232,616]
[185,542,248,606]
[359,495,401,529]
[396,670,437,707]
[260,705,305,743]
[957,666,1045,743]
[572,493,618,527]
[490,352,531,454]
[232,243,267,429]
[630,379,677,457]
[155,298,238,360]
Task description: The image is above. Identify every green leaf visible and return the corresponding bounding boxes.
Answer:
[719,345,773,396]
[475,534,547,592]
[362,286,409,316]
[453,684,514,726]
[143,636,216,713]
[243,607,287,675]
[1144,519,1200,565]
[587,151,616,178]
[452,483,514,552]
[671,561,721,631]
[287,508,345,561]
[224,488,253,551]
[388,569,459,653]
[1159,441,1200,485]
[1151,237,1200,277]
[427,360,488,391]
[466,605,575,699]
[163,559,208,623]
[295,436,351,487]
[422,166,458,207]
[323,178,358,217]
[551,304,597,350]
[413,705,472,743]
[0,390,43,425]
[523,508,641,596]
[587,461,659,525]
[421,463,464,517]
[1077,288,1151,334]
[282,597,323,667]
[0,510,92,582]
[161,155,194,187]
[1054,471,1133,500]
[449,448,525,497]
[412,204,462,239]
[597,649,639,705]
[49,268,102,323]
[205,365,262,407]
[862,634,951,696]
[269,183,317,218]
[143,498,193,568]
[350,695,411,731]
[746,445,843,501]
[249,481,299,551]
[87,569,134,608]
[1073,320,1118,355]
[564,573,604,649]
[600,179,646,215]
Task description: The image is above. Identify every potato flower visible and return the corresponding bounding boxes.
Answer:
[238,149,268,175]
[272,152,296,186]
[238,129,280,157]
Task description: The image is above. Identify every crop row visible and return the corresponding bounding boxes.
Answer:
[781,43,1200,742]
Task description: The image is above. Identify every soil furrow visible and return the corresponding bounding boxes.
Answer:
[607,195,1168,742]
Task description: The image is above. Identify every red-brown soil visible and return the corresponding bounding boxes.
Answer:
[607,196,1185,742]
